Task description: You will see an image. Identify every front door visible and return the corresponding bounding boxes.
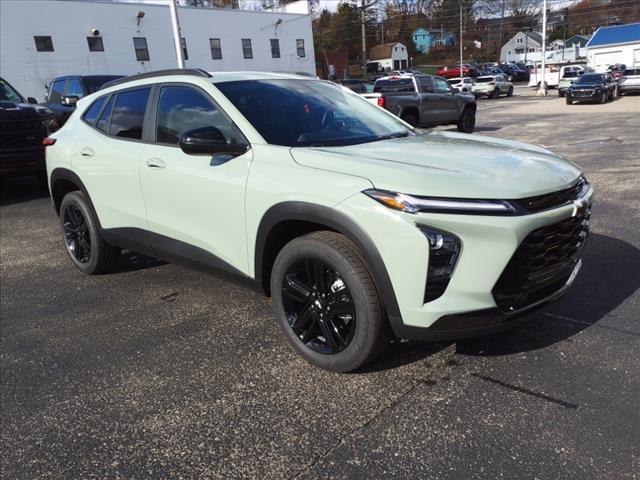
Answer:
[139,84,252,275]
[431,77,459,123]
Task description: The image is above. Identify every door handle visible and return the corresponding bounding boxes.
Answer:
[80,147,95,158]
[146,158,166,169]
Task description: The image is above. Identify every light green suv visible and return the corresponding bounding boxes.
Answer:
[46,69,593,372]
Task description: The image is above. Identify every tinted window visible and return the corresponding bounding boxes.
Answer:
[373,79,415,93]
[433,78,451,93]
[109,88,150,139]
[296,39,305,57]
[419,77,434,92]
[242,39,253,59]
[67,78,84,98]
[0,79,23,103]
[34,36,54,52]
[82,76,122,94]
[97,96,114,132]
[83,96,107,125]
[210,38,222,60]
[48,80,66,103]
[181,37,188,60]
[270,39,280,59]
[155,86,240,145]
[133,37,149,61]
[87,36,104,52]
[579,74,603,84]
[624,69,640,75]
[216,79,411,148]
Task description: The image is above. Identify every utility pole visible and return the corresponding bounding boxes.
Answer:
[537,0,547,95]
[169,0,185,68]
[381,19,384,44]
[361,0,367,79]
[459,0,463,78]
[498,0,505,63]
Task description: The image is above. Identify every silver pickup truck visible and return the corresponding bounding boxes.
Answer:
[362,74,477,133]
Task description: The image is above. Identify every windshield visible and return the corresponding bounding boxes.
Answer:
[82,75,124,94]
[578,74,603,84]
[0,79,24,102]
[216,79,411,148]
[373,78,415,93]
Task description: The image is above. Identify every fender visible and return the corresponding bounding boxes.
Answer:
[50,168,100,223]
[254,202,404,334]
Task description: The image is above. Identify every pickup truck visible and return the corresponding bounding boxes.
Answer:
[363,74,477,133]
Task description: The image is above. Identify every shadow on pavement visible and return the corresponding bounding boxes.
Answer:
[0,177,49,207]
[110,251,167,274]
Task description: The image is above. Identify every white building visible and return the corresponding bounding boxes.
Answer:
[368,43,409,71]
[500,31,542,63]
[0,0,315,101]
[585,22,640,72]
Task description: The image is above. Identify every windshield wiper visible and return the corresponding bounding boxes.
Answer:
[372,131,410,142]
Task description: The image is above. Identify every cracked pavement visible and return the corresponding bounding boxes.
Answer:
[1,90,639,479]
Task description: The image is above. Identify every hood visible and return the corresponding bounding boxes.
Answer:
[290,130,581,199]
[0,101,42,122]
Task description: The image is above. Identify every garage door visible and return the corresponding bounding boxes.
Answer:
[593,51,622,71]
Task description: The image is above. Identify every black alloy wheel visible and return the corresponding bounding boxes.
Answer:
[281,257,356,354]
[63,203,92,264]
[457,107,475,133]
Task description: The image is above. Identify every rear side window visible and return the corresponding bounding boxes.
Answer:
[109,88,150,140]
[97,96,115,132]
[373,79,415,93]
[83,96,107,125]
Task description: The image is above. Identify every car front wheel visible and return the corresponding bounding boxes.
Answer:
[566,97,573,105]
[457,107,476,133]
[271,231,389,372]
[59,191,120,274]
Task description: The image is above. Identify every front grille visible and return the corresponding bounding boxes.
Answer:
[574,89,594,97]
[513,177,589,214]
[492,208,590,312]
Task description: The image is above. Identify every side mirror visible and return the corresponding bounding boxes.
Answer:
[179,127,249,156]
[61,95,79,106]
[27,97,38,104]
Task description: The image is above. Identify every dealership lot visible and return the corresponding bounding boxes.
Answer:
[1,92,639,479]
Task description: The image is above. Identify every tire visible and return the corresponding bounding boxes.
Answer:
[457,107,476,133]
[566,97,572,105]
[491,88,500,99]
[58,191,120,274]
[558,90,565,97]
[507,86,514,97]
[270,231,390,372]
[400,111,418,127]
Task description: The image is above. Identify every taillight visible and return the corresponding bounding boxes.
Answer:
[377,96,386,107]
[43,137,56,146]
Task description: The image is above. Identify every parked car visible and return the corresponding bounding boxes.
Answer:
[447,77,474,93]
[499,63,529,82]
[566,73,617,104]
[335,79,374,94]
[1,77,55,183]
[45,69,592,372]
[370,74,476,132]
[557,71,581,97]
[436,64,476,79]
[472,75,514,98]
[43,75,124,127]
[617,68,640,95]
[607,64,626,80]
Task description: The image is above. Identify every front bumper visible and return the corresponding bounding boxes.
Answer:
[335,186,593,341]
[567,89,602,102]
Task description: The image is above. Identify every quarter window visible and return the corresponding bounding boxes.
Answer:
[97,96,115,132]
[296,39,305,57]
[87,36,104,52]
[34,36,54,52]
[83,96,107,125]
[133,37,150,61]
[270,39,280,59]
[155,86,240,145]
[109,88,150,140]
[48,80,66,103]
[242,38,253,59]
[210,38,222,60]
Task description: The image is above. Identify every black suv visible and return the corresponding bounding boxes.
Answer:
[43,75,123,127]
[566,73,617,104]
[0,77,55,182]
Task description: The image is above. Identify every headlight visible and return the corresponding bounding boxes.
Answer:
[364,189,518,215]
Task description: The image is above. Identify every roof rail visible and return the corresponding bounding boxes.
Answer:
[100,68,212,90]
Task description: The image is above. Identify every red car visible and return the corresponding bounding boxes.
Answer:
[436,64,475,78]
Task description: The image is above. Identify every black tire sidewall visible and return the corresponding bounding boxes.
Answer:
[401,112,418,127]
[59,191,101,273]
[458,108,475,133]
[271,236,381,372]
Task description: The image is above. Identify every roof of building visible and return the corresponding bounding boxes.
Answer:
[586,22,640,48]
[369,43,405,60]
[523,31,543,44]
[412,27,429,35]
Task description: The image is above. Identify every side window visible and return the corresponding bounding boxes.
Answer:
[419,77,434,93]
[48,80,66,103]
[433,78,451,93]
[109,88,150,140]
[155,86,240,146]
[83,96,107,125]
[67,78,85,98]
[97,96,115,132]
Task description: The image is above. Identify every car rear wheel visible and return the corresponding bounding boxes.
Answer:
[457,107,475,133]
[59,191,120,274]
[271,231,390,372]
[566,97,573,105]
[400,111,418,127]
[558,90,565,97]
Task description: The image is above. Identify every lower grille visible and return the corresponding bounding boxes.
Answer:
[492,209,590,312]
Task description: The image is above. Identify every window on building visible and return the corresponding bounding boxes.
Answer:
[109,88,150,140]
[97,96,115,132]
[34,36,54,52]
[181,37,189,60]
[48,80,66,103]
[210,38,222,60]
[87,36,104,52]
[83,96,107,125]
[67,78,84,98]
[296,39,305,57]
[155,86,241,145]
[133,37,149,61]
[242,38,253,59]
[270,39,280,59]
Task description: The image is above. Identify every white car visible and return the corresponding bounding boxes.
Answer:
[447,77,474,93]
[472,75,514,99]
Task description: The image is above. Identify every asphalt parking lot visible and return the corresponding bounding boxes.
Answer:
[2,90,639,479]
